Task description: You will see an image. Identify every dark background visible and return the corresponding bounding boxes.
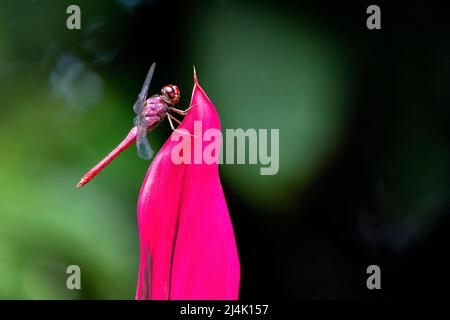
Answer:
[0,0,449,298]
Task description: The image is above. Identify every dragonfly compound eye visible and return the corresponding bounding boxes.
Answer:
[162,85,180,104]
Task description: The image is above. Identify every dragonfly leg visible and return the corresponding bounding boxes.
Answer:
[167,113,197,137]
[169,104,197,116]
[168,113,182,125]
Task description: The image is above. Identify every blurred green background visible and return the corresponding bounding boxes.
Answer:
[0,0,449,299]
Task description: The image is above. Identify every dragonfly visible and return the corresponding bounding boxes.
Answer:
[76,63,193,189]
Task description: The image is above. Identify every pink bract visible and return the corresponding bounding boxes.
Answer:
[135,70,240,300]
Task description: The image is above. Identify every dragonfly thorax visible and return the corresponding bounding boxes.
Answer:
[143,96,170,121]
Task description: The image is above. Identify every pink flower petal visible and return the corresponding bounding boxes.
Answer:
[136,71,240,300]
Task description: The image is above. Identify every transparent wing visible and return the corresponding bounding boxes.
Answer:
[133,63,156,114]
[138,63,156,101]
[133,99,144,115]
[136,123,154,160]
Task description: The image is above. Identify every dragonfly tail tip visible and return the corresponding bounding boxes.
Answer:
[76,178,86,189]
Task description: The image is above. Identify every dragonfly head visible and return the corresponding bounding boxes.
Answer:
[161,84,180,105]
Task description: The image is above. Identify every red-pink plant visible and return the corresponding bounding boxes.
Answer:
[77,68,240,299]
[135,71,240,300]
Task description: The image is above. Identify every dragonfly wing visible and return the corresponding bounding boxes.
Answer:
[133,115,142,127]
[136,125,154,160]
[133,63,156,114]
[133,99,144,114]
[139,63,156,100]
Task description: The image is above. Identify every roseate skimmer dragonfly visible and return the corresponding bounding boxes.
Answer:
[76,63,193,188]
